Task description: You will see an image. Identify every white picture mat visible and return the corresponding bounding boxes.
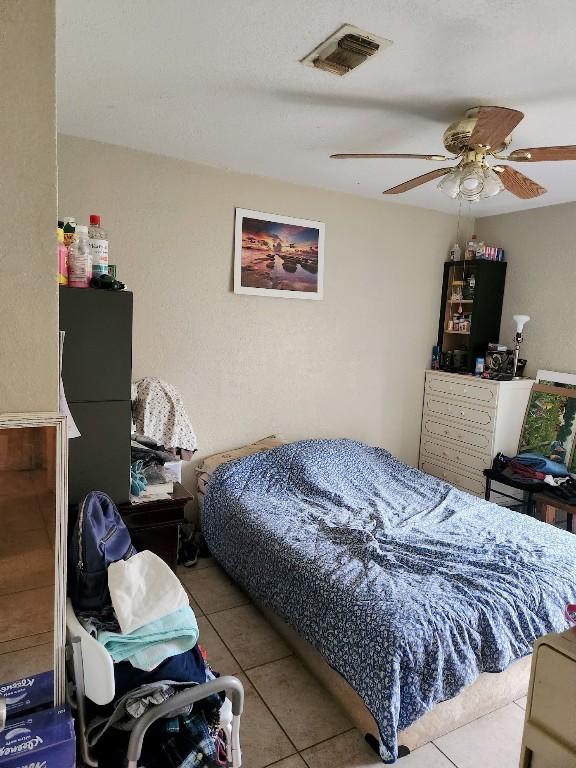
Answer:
[234,207,325,300]
[536,370,576,386]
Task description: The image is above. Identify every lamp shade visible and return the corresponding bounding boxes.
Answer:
[513,314,530,333]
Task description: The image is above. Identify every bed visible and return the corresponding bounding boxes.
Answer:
[200,438,576,762]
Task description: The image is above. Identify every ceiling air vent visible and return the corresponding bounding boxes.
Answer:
[301,24,393,76]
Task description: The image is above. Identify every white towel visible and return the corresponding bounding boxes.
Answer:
[108,550,189,635]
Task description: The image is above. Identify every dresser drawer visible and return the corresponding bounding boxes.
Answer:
[425,374,498,406]
[420,459,485,496]
[423,395,495,429]
[421,417,493,451]
[420,438,488,473]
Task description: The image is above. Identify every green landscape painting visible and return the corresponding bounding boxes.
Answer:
[519,386,576,466]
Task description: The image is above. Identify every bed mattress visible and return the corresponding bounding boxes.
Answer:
[202,439,576,762]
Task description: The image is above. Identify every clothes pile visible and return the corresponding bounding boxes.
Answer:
[493,451,576,501]
[69,492,226,767]
[132,378,198,460]
[130,377,197,500]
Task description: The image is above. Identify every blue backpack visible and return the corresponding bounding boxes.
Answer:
[68,491,136,614]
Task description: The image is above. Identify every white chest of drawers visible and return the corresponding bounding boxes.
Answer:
[418,370,534,497]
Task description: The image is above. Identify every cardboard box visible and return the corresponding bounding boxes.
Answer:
[0,671,53,719]
[0,707,75,768]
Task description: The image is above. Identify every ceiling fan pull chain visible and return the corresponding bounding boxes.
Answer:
[455,197,462,246]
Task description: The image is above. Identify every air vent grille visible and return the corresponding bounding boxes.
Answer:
[301,24,392,76]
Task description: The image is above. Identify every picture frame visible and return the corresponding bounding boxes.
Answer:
[518,384,576,467]
[234,208,325,300]
[536,370,576,389]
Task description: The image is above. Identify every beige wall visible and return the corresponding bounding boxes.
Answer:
[58,135,463,472]
[478,202,576,378]
[0,0,58,412]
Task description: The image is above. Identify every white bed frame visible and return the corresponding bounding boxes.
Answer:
[261,606,530,756]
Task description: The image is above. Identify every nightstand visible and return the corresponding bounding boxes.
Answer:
[118,482,192,572]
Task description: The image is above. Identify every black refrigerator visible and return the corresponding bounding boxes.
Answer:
[59,287,133,504]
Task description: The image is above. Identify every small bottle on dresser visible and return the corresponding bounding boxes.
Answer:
[88,214,109,276]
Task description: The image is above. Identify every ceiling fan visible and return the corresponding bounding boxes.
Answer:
[331,106,576,201]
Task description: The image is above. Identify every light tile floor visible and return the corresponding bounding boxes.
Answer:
[180,561,528,768]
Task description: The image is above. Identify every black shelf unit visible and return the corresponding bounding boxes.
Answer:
[437,260,507,374]
[59,286,133,504]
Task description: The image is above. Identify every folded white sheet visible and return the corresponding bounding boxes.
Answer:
[108,550,189,635]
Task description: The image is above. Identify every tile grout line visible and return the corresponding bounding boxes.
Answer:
[430,742,460,768]
[242,652,294,672]
[296,726,358,766]
[204,605,302,758]
[431,700,527,766]
[181,568,367,764]
[431,699,520,744]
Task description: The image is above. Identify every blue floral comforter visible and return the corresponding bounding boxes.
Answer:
[202,439,576,762]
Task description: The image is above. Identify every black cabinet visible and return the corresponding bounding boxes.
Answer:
[437,260,507,374]
[60,287,133,504]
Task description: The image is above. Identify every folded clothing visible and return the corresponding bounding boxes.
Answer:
[108,550,189,635]
[97,605,199,671]
[114,643,208,699]
[515,452,569,477]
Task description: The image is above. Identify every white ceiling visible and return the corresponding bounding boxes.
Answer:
[57,0,576,217]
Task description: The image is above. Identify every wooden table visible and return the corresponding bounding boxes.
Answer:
[534,492,575,533]
[119,482,193,572]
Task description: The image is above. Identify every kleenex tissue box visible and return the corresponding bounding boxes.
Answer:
[0,671,53,718]
[0,707,75,768]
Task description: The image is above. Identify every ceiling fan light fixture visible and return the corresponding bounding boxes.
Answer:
[459,166,485,199]
[480,167,505,198]
[437,169,461,199]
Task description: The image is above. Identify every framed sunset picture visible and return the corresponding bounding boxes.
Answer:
[234,208,325,299]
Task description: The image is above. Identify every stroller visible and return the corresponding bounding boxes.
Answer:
[66,491,243,767]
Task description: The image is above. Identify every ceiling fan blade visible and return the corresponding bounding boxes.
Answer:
[468,106,524,149]
[331,153,450,160]
[494,166,547,199]
[508,145,576,162]
[382,168,452,194]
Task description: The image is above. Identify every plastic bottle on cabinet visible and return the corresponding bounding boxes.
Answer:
[68,225,92,288]
[449,243,461,261]
[465,234,478,260]
[57,226,68,285]
[62,217,76,248]
[88,214,109,276]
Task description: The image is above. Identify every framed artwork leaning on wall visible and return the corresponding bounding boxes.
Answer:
[518,383,576,465]
[234,208,325,300]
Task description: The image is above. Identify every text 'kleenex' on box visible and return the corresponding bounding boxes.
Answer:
[0,707,75,768]
[0,671,53,719]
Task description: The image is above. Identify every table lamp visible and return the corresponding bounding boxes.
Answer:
[512,314,530,378]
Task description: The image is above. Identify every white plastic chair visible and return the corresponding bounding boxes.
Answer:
[65,599,243,767]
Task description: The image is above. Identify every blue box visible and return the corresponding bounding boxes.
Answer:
[0,707,75,768]
[0,671,53,718]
